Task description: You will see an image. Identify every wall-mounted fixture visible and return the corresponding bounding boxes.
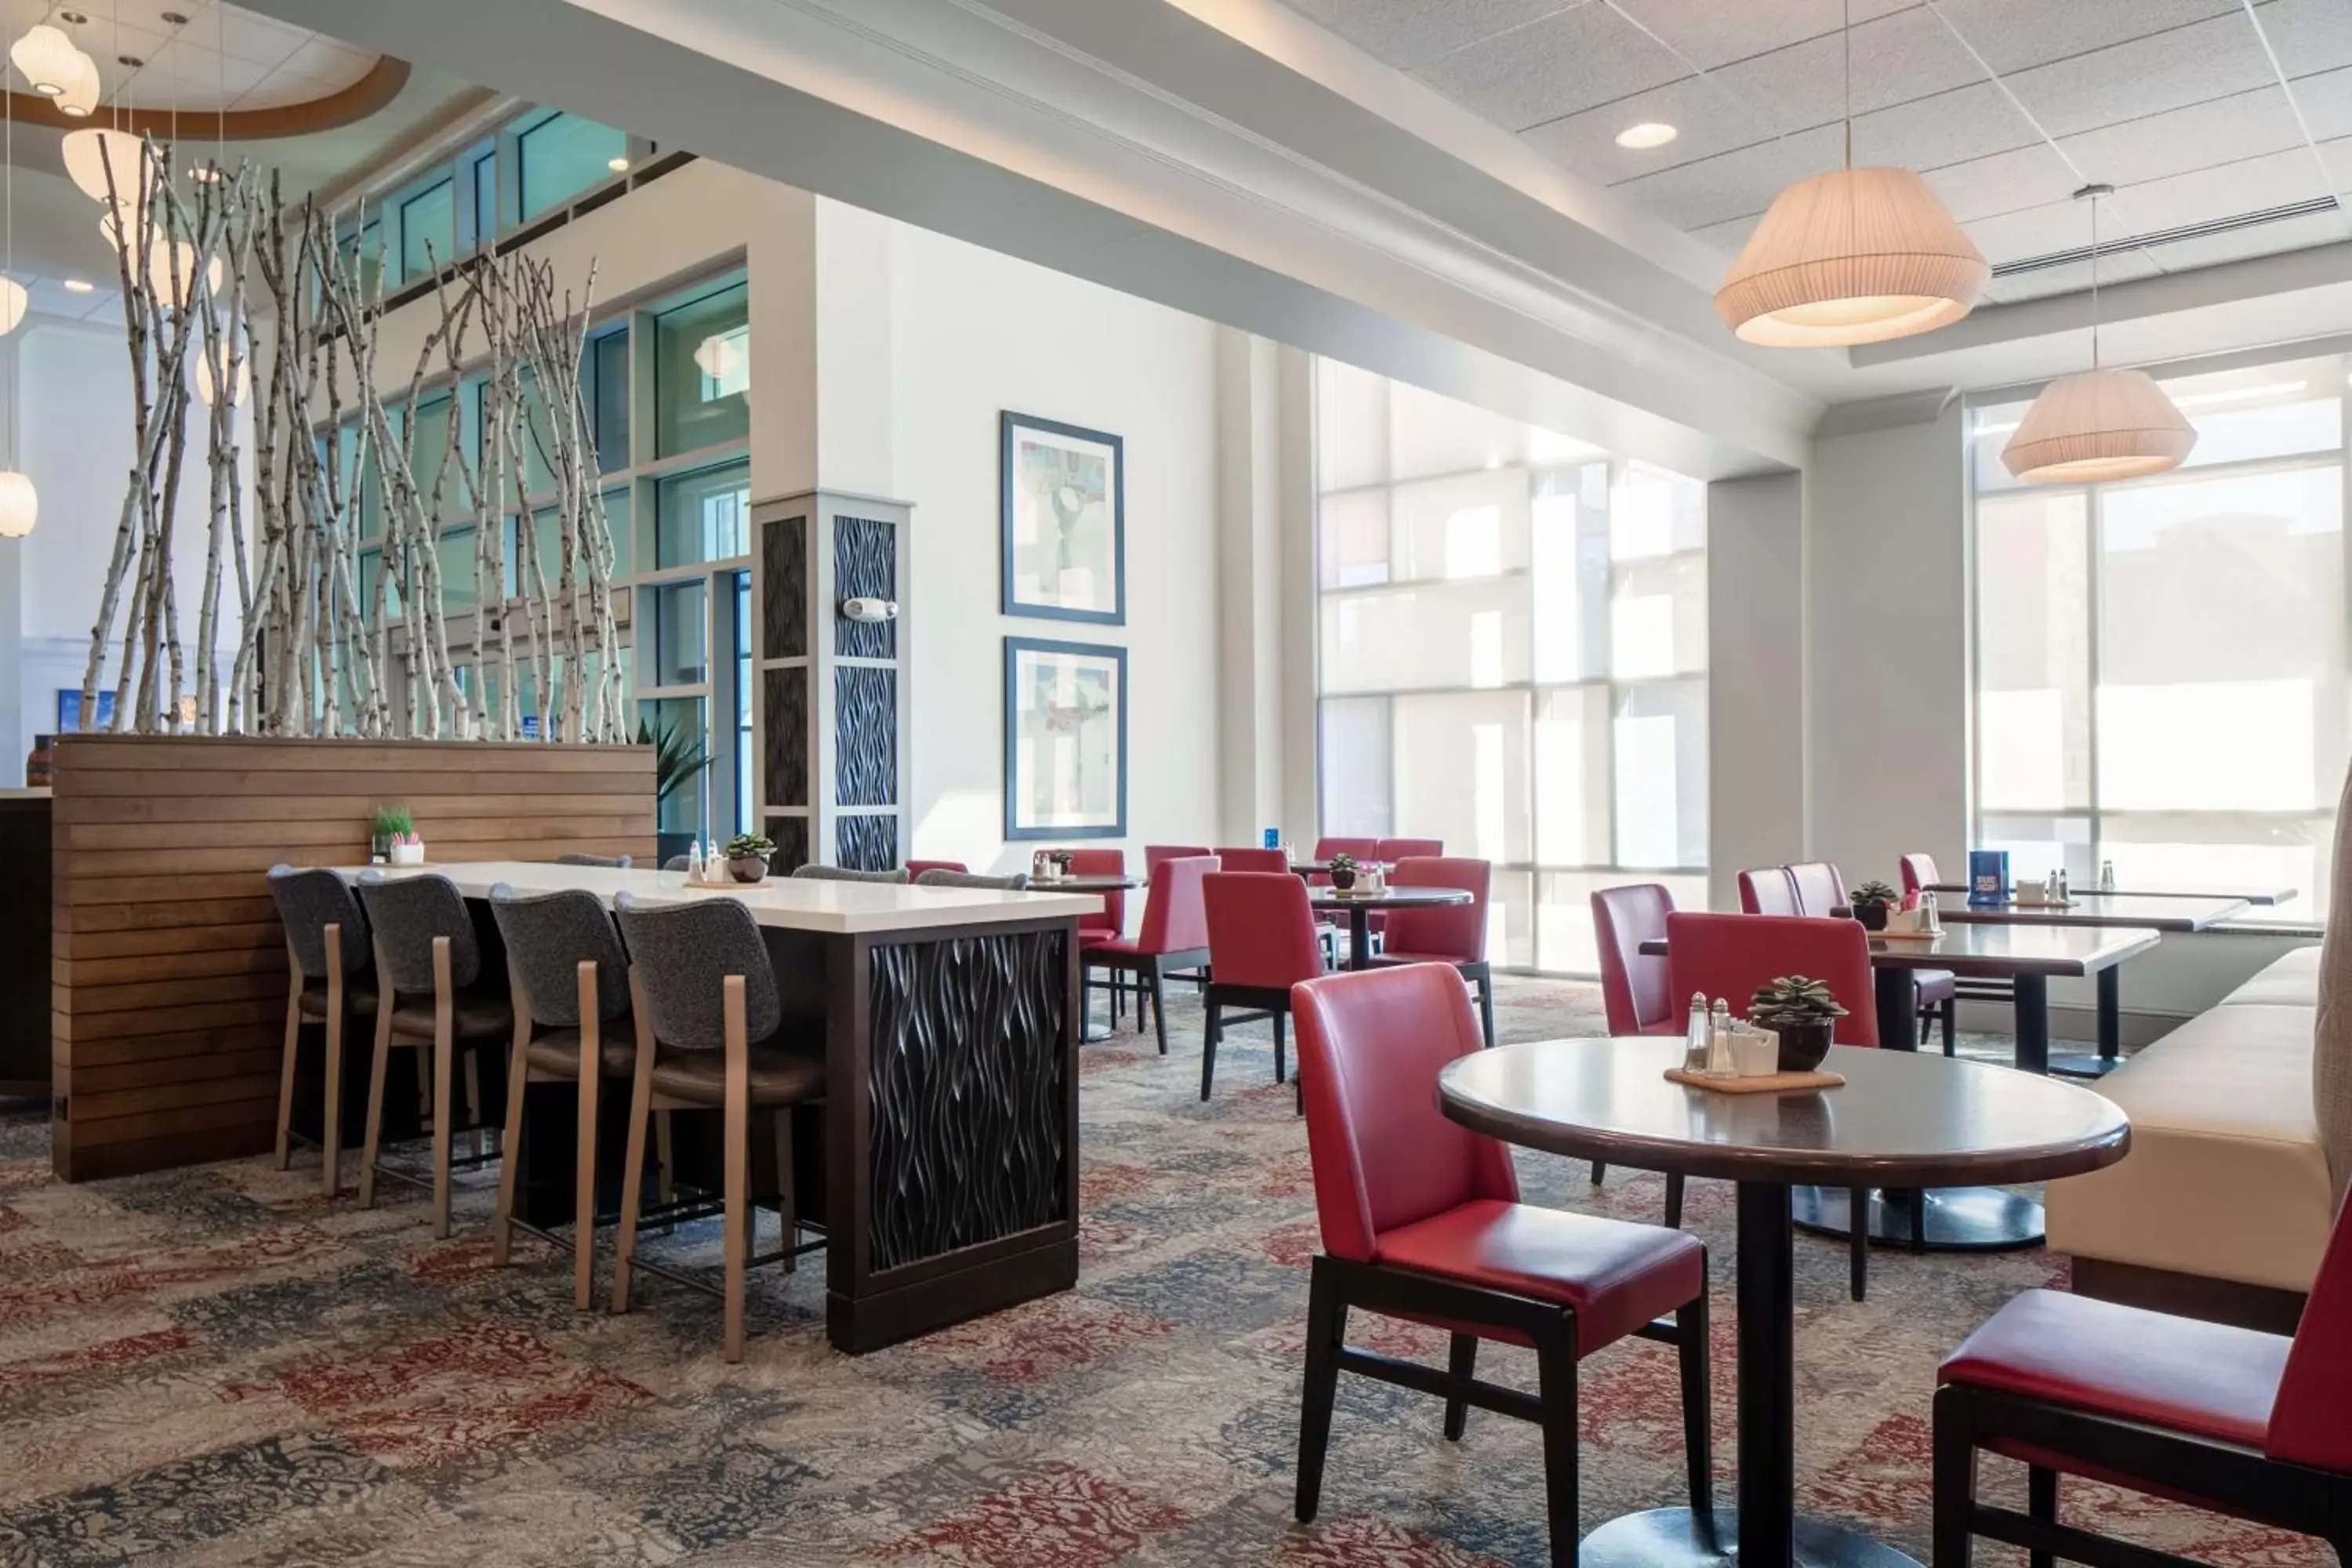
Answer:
[841,597,898,624]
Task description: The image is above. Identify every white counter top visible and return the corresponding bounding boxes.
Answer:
[329,861,1103,935]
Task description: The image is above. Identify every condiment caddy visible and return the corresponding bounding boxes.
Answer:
[1667,991,1846,1094]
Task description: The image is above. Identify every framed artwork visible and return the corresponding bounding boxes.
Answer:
[55,689,114,735]
[1000,411,1124,624]
[1003,637,1127,840]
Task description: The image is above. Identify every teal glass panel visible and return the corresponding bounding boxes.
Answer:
[653,281,748,456]
[399,177,454,283]
[592,328,629,474]
[517,113,628,220]
[655,460,750,567]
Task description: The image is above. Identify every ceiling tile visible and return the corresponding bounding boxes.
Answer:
[2142,205,2350,271]
[1688,212,1762,258]
[2056,86,2307,188]
[1850,80,2042,170]
[1695,6,1984,136]
[274,34,373,89]
[1929,0,2241,76]
[1984,246,2161,303]
[2294,65,2352,140]
[1999,13,2276,140]
[2259,0,2352,79]
[1921,142,2080,223]
[1963,200,2101,266]
[144,37,272,96]
[1278,0,1598,71]
[1519,75,1778,185]
[1606,122,1841,229]
[2110,145,2332,236]
[1417,3,1690,129]
[1599,0,1915,73]
[213,5,307,70]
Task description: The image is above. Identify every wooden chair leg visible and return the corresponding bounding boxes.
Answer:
[1665,1172,1686,1229]
[464,1050,485,1161]
[1475,970,1497,1049]
[1273,1011,1287,1085]
[721,975,750,1363]
[1293,1260,1346,1524]
[2027,1465,2056,1568]
[654,1110,675,1207]
[491,1012,532,1268]
[275,949,302,1172]
[1676,1290,1714,1528]
[358,945,396,1210]
[1930,1387,1979,1568]
[1942,1001,1958,1057]
[1849,1187,1870,1302]
[1200,999,1221,1102]
[1443,1331,1476,1440]
[573,962,601,1311]
[1590,1160,1608,1186]
[430,937,456,1240]
[1148,962,1170,1056]
[775,1108,797,1274]
[323,1006,348,1194]
[610,971,658,1316]
[1534,1315,1581,1568]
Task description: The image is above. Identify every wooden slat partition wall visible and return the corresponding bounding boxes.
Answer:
[50,735,656,1181]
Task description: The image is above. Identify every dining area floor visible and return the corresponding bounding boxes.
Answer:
[0,978,2324,1568]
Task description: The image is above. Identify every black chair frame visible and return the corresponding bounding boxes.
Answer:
[1082,946,1209,1055]
[1201,980,1294,1103]
[1932,1382,2352,1568]
[1298,1250,1714,1568]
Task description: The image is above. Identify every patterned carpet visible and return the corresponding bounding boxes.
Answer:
[0,978,2328,1567]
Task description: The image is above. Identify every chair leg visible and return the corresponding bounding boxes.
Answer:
[573,981,601,1311]
[1200,1000,1221,1102]
[1849,1187,1869,1302]
[1273,1011,1287,1086]
[1676,1291,1713,1530]
[1589,1161,1607,1187]
[1920,1009,1935,1047]
[609,989,658,1316]
[1930,1388,1978,1568]
[430,939,456,1241]
[464,1050,485,1161]
[1942,1001,1958,1057]
[1149,962,1170,1056]
[1443,1331,1477,1441]
[1533,1316,1581,1568]
[775,1108,797,1274]
[1293,1259,1346,1524]
[1665,1172,1686,1230]
[490,1029,532,1268]
[321,997,346,1197]
[1475,970,1496,1049]
[654,1111,675,1207]
[2027,1465,2056,1568]
[721,975,751,1363]
[357,971,395,1210]
[274,988,300,1172]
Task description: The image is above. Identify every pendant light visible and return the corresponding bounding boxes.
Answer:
[55,49,98,118]
[1715,0,1987,347]
[2002,185,2194,484]
[0,53,34,539]
[10,23,78,96]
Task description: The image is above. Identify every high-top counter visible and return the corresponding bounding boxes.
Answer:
[333,860,1094,1353]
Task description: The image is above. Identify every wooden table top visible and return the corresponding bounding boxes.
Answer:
[1437,1036,2131,1187]
[1639,920,2161,977]
[1929,892,2248,932]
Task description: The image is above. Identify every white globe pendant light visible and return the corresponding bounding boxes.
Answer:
[54,49,99,118]
[2002,185,2194,485]
[0,471,36,539]
[10,24,79,96]
[0,275,24,336]
[64,127,151,221]
[1715,2,1986,347]
[100,212,220,305]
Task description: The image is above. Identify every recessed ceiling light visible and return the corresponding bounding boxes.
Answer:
[607,156,630,172]
[58,9,88,24]
[63,278,94,292]
[1615,122,1679,151]
[160,10,190,24]
[116,54,142,67]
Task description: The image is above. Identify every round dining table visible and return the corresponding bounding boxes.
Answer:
[1306,884,1472,970]
[1438,1037,2129,1568]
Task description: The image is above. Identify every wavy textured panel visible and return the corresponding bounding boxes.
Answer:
[833,516,896,659]
[764,668,808,808]
[837,813,897,872]
[835,666,896,808]
[763,514,807,659]
[867,928,1069,1272]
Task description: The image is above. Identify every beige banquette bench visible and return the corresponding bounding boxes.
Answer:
[2045,946,2329,1330]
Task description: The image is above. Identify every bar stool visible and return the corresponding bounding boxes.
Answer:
[267,866,374,1196]
[487,884,638,1310]
[1200,870,1325,1103]
[609,892,828,1362]
[353,872,515,1239]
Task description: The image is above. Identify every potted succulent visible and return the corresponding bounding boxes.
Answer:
[1848,878,1900,931]
[724,832,777,884]
[1748,975,1848,1073]
[1327,851,1360,892]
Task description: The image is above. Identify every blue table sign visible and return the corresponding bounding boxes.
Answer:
[1263,827,1280,850]
[1968,849,2010,907]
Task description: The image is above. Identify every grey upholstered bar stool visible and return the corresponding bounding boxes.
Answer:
[609,891,826,1361]
[267,866,375,1196]
[353,872,514,1238]
[487,884,637,1309]
[555,852,633,868]
[789,864,909,884]
[913,868,1031,890]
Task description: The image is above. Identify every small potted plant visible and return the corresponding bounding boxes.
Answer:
[1327,851,1360,892]
[1748,975,1848,1073]
[1848,878,1900,931]
[372,805,423,866]
[724,832,776,884]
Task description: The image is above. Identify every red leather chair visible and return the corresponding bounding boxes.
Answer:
[1289,964,1712,1567]
[1591,883,1686,1225]
[1084,855,1214,1056]
[1375,837,1443,862]
[1666,910,1882,1301]
[1308,836,1379,886]
[1900,851,1940,899]
[1370,857,1495,1047]
[1737,866,1802,915]
[1784,861,1957,1054]
[1145,844,1212,872]
[1200,872,1325,1102]
[1785,860,1846,918]
[905,858,967,879]
[1214,847,1290,873]
[1061,848,1131,1026]
[1934,1197,2352,1568]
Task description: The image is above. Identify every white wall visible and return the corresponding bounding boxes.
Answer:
[877,215,1222,877]
[1707,470,1806,911]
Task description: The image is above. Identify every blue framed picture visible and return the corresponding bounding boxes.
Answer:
[1004,637,1126,840]
[1000,411,1124,625]
[56,688,115,735]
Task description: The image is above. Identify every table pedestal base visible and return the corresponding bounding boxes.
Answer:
[1791,1184,2044,1250]
[1581,1508,1921,1568]
[2045,1052,2122,1080]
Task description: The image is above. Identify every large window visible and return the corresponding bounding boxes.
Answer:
[1969,358,2347,915]
[1313,359,1710,975]
[517,111,631,220]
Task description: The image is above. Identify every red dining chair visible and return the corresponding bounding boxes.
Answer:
[1289,964,1712,1568]
[1737,866,1802,916]
[1790,860,1958,1054]
[1375,837,1443,862]
[1934,1196,2352,1568]
[1309,835,1379,886]
[1085,855,1215,1056]
[1590,883,1687,1226]
[1667,910,1882,1302]
[905,858,967,877]
[1370,857,1494,1047]
[1200,872,1326,1102]
[1214,846,1290,873]
[1060,848,1131,1027]
[1785,860,1846,918]
[1900,852,1940,899]
[1145,844,1213,872]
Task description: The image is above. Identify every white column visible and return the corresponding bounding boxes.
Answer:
[1707,470,1806,910]
[1213,326,1287,845]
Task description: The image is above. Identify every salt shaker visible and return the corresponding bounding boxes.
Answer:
[2099,858,2116,893]
[1682,993,1710,1073]
[1705,999,1735,1078]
